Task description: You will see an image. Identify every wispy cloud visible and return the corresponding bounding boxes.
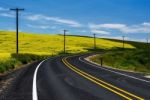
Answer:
[90,23,126,29]
[0,12,15,18]
[26,14,82,28]
[142,22,150,26]
[89,23,150,34]
[27,24,56,29]
[0,7,15,18]
[91,29,110,35]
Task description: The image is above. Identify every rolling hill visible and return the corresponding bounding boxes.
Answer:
[0,30,134,54]
[0,30,149,73]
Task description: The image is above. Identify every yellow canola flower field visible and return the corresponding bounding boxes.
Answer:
[0,31,134,59]
[0,53,11,61]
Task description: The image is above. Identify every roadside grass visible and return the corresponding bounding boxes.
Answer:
[90,49,150,73]
[0,53,51,73]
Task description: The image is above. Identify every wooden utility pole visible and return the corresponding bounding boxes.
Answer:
[93,33,96,50]
[63,30,68,53]
[10,8,24,54]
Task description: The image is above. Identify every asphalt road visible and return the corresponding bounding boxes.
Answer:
[3,53,150,100]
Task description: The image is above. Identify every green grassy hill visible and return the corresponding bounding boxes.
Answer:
[89,39,150,73]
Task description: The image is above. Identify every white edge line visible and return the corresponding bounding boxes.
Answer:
[79,56,150,84]
[32,59,46,100]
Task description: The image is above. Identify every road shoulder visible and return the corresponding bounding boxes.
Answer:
[0,61,39,100]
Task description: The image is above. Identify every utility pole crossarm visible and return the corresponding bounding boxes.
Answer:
[10,8,24,11]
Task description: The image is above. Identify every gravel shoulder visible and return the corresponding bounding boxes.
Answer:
[0,61,38,100]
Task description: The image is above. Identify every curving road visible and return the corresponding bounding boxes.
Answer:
[4,53,150,100]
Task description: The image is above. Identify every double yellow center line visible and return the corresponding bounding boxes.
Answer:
[62,57,144,100]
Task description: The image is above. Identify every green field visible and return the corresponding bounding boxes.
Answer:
[90,50,150,73]
[0,30,149,73]
[90,40,150,73]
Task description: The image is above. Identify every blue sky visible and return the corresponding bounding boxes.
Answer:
[0,0,150,42]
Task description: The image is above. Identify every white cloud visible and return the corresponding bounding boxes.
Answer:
[0,7,22,18]
[120,24,150,33]
[27,24,56,29]
[26,14,42,20]
[91,29,110,35]
[89,23,150,34]
[142,22,150,26]
[0,12,15,18]
[26,14,82,27]
[90,23,126,29]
